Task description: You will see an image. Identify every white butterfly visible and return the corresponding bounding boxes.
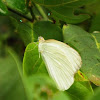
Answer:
[38,36,82,91]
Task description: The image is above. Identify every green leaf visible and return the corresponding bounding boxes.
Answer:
[33,21,63,41]
[17,20,34,46]
[0,0,8,15]
[85,0,100,14]
[47,0,99,24]
[87,87,100,100]
[23,42,47,76]
[3,0,27,14]
[63,24,100,86]
[24,74,57,100]
[66,0,98,7]
[53,91,71,100]
[33,0,97,6]
[69,72,93,100]
[0,48,28,100]
[67,81,93,100]
[48,6,90,24]
[89,13,100,32]
[10,17,34,46]
[33,0,99,24]
[0,16,11,41]
[32,0,76,6]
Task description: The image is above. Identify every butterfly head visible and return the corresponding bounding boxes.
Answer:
[38,36,45,43]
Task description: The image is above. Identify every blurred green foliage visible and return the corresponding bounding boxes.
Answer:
[0,0,100,100]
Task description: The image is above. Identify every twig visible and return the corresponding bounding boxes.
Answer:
[7,7,34,22]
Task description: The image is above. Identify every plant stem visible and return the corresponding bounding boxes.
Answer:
[35,4,49,20]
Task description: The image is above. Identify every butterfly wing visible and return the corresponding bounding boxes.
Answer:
[39,39,82,91]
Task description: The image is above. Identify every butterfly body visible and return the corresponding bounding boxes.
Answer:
[38,36,82,91]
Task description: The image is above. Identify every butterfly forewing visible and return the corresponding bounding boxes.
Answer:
[39,39,82,91]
